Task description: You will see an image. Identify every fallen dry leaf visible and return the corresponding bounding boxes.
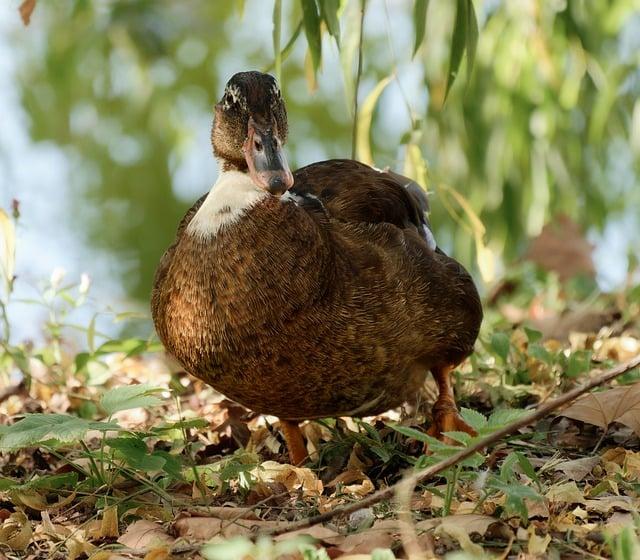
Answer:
[252,461,323,497]
[527,528,551,556]
[66,536,96,560]
[329,528,394,555]
[558,382,640,435]
[173,516,278,541]
[327,469,375,498]
[416,513,500,535]
[584,496,636,514]
[435,523,485,557]
[118,520,174,549]
[553,456,601,481]
[0,511,32,551]
[9,488,47,510]
[545,481,586,504]
[605,512,635,535]
[594,337,640,362]
[100,505,119,538]
[142,546,172,560]
[19,0,36,26]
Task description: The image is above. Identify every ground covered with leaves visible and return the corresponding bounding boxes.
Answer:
[0,257,639,560]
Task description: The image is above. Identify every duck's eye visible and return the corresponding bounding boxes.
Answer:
[254,138,263,152]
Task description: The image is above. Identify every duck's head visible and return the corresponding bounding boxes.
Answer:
[212,71,293,196]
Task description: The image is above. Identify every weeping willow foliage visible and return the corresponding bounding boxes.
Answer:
[9,0,639,298]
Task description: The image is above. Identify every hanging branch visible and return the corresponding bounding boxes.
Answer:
[350,0,367,160]
[266,354,640,537]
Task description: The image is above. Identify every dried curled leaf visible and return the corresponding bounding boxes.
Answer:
[252,461,323,497]
[0,511,32,551]
[558,382,640,435]
[19,0,36,26]
[118,520,174,549]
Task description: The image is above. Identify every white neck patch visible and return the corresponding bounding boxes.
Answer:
[186,170,268,238]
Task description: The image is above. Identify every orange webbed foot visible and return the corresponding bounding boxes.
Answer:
[426,364,477,447]
[426,406,478,445]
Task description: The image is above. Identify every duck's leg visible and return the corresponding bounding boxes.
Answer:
[426,364,477,443]
[280,420,308,465]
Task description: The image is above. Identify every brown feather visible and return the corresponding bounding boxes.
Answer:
[151,159,482,420]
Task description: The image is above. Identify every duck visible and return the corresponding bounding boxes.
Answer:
[151,71,483,465]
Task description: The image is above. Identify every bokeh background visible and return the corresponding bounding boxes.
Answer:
[0,0,639,340]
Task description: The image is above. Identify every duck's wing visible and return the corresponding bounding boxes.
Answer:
[290,159,436,250]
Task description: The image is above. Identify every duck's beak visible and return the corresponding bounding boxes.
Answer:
[243,118,294,196]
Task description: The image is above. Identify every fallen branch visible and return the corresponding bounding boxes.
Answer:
[267,354,640,537]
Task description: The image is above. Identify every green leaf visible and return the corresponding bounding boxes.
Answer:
[74,352,91,374]
[356,75,392,165]
[464,0,478,81]
[100,384,164,416]
[153,450,184,478]
[86,314,97,353]
[264,20,303,73]
[96,338,147,357]
[445,0,468,100]
[338,0,362,108]
[487,476,542,523]
[441,430,472,445]
[107,437,166,471]
[299,542,331,560]
[300,0,322,72]
[0,414,118,450]
[524,327,542,343]
[567,350,592,378]
[529,343,553,364]
[21,472,78,491]
[486,408,529,431]
[460,407,487,431]
[152,418,209,434]
[371,550,396,560]
[0,477,18,490]
[388,424,430,443]
[202,537,254,560]
[320,0,341,45]
[515,451,540,485]
[412,0,429,57]
[86,359,110,386]
[490,332,510,362]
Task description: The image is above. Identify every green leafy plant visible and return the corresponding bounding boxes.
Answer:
[201,534,313,560]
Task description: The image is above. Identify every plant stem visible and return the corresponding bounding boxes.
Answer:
[0,300,10,343]
[175,393,208,499]
[443,464,461,516]
[80,440,106,486]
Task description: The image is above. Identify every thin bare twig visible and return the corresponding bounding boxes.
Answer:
[266,354,640,537]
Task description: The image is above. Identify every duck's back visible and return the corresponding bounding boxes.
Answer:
[152,160,482,420]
